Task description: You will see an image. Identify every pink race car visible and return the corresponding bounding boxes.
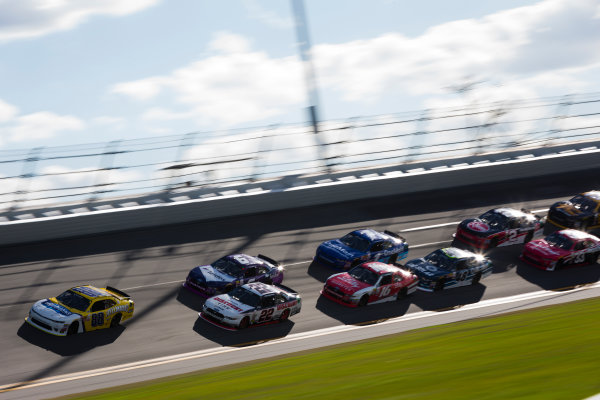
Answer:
[520,229,600,271]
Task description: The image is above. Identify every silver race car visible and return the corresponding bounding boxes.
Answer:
[200,282,301,330]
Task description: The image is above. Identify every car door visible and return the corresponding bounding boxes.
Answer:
[242,266,258,284]
[255,294,277,323]
[371,273,393,301]
[86,299,111,331]
[454,261,470,285]
[369,241,384,261]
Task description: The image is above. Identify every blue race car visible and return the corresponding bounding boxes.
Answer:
[184,254,284,298]
[404,247,492,292]
[314,229,409,270]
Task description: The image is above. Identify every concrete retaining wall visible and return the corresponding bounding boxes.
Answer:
[0,149,598,246]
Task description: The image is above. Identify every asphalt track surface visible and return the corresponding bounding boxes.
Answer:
[1,169,600,398]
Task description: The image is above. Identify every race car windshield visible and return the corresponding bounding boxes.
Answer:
[56,290,91,312]
[228,287,261,308]
[339,233,371,252]
[545,233,573,250]
[424,250,456,271]
[570,195,596,212]
[479,211,508,228]
[348,266,379,285]
[212,258,243,278]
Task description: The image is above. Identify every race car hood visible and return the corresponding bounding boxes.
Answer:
[319,240,363,260]
[523,239,569,259]
[204,294,254,315]
[551,202,590,219]
[189,265,234,286]
[326,273,372,295]
[405,259,449,279]
[31,299,78,322]
[458,218,502,237]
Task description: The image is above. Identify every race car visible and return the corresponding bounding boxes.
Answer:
[520,229,600,271]
[200,282,301,330]
[320,261,419,307]
[453,208,544,250]
[25,285,134,336]
[314,228,408,270]
[184,253,284,297]
[405,247,492,292]
[547,191,600,231]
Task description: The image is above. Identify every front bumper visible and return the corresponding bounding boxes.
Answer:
[183,279,219,298]
[520,252,556,271]
[25,314,69,336]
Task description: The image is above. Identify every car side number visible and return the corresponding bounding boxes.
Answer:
[258,308,274,322]
[566,253,585,264]
[377,286,391,298]
[91,313,104,327]
[456,270,469,281]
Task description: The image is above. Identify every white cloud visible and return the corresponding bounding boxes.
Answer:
[0,99,18,122]
[0,0,160,43]
[242,0,293,30]
[112,32,304,126]
[5,111,85,142]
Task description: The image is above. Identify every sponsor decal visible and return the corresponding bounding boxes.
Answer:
[106,304,129,316]
[467,220,489,232]
[42,300,73,316]
[277,300,297,310]
[214,297,243,312]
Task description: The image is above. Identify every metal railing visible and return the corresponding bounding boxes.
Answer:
[1,92,599,213]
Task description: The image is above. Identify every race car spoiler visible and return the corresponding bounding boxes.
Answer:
[274,283,298,295]
[105,286,131,299]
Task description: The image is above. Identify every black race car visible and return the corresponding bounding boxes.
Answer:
[547,191,600,232]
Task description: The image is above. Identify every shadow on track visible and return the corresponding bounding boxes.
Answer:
[17,322,125,356]
[410,284,486,311]
[315,295,411,325]
[306,261,337,283]
[192,317,294,347]
[516,261,600,291]
[176,285,205,312]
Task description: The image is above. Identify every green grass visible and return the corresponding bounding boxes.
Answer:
[60,298,600,400]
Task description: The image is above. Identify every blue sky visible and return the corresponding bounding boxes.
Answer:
[0,0,599,151]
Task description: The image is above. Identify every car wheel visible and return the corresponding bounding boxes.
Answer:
[279,309,290,322]
[555,259,564,270]
[110,313,121,328]
[396,287,408,300]
[524,231,534,243]
[238,317,250,330]
[358,295,369,307]
[586,252,599,265]
[388,254,398,265]
[67,321,79,335]
[434,279,445,292]
[471,273,482,285]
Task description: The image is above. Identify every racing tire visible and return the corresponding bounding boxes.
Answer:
[434,279,445,292]
[471,273,481,286]
[555,259,564,270]
[524,231,534,243]
[238,317,250,330]
[358,295,369,307]
[388,254,398,265]
[279,309,290,322]
[67,321,79,336]
[396,287,408,300]
[110,313,122,328]
[586,252,599,265]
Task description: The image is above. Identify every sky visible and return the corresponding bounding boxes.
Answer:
[1,0,599,152]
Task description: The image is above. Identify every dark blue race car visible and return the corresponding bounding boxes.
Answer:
[405,247,492,292]
[184,254,284,298]
[314,229,409,270]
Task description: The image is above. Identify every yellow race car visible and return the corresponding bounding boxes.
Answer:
[26,285,134,336]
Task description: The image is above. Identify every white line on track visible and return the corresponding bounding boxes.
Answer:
[2,281,597,393]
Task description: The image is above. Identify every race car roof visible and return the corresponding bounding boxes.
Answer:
[243,281,279,295]
[71,285,110,299]
[440,247,478,259]
[226,254,264,266]
[582,191,600,201]
[352,229,387,242]
[558,229,599,241]
[492,208,528,218]
[361,261,399,274]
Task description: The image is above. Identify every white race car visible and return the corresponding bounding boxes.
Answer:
[200,282,301,330]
